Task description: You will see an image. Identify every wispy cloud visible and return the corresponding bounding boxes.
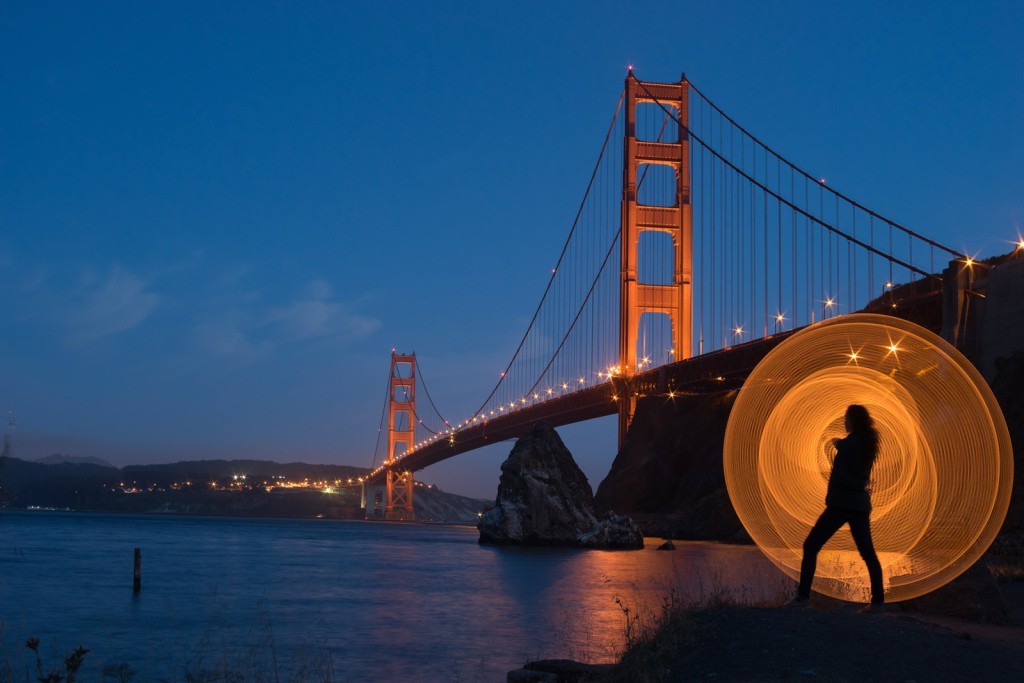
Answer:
[264,280,379,342]
[195,279,380,362]
[194,311,273,363]
[66,267,161,345]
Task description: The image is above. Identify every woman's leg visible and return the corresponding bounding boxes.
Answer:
[797,507,847,599]
[848,511,884,604]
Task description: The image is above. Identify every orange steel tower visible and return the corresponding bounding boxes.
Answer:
[386,351,416,520]
[619,74,692,444]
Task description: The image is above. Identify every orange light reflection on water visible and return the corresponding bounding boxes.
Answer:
[500,540,791,663]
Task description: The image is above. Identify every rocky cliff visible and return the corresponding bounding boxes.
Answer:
[478,422,598,545]
[594,390,744,541]
[990,351,1024,537]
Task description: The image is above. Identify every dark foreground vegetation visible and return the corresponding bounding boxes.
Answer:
[511,568,1024,683]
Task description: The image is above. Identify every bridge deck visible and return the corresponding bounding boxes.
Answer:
[366,291,943,484]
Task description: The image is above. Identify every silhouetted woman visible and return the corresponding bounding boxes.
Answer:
[795,404,885,609]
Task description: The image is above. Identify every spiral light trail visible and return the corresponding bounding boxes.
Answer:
[724,313,1012,603]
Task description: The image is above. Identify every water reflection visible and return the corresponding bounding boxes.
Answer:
[0,512,790,681]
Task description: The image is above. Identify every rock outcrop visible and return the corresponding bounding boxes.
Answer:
[594,389,744,541]
[577,510,644,549]
[478,422,599,545]
[507,659,613,682]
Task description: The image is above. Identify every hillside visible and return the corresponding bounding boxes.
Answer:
[0,456,486,523]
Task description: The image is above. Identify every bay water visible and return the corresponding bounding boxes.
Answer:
[0,511,788,681]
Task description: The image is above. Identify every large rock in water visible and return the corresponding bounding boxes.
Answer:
[478,423,598,545]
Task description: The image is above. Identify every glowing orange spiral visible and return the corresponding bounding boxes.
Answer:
[724,313,1012,602]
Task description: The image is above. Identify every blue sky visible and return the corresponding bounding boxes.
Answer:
[2,1,1021,498]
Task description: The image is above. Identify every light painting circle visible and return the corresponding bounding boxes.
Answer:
[723,313,1012,603]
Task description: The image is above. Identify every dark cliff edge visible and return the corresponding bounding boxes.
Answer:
[594,389,745,542]
[991,351,1024,540]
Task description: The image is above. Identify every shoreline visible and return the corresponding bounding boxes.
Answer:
[512,575,1024,682]
[3,504,481,526]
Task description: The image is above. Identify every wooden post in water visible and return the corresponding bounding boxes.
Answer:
[133,547,141,592]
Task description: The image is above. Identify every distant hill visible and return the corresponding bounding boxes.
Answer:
[0,456,488,523]
[35,453,116,468]
[0,456,121,511]
[1,456,120,488]
[121,459,369,486]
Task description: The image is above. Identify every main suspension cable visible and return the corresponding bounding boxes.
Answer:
[470,89,626,418]
[684,78,962,258]
[632,75,945,279]
[414,357,449,427]
[370,365,392,469]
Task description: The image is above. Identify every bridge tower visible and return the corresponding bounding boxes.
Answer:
[386,351,415,520]
[619,73,692,444]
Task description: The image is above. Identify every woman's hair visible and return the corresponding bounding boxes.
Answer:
[846,404,879,460]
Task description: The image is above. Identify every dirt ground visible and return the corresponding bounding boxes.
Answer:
[667,587,1024,682]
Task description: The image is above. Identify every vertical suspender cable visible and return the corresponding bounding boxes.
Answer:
[868,215,875,302]
[777,156,782,327]
[791,166,796,326]
[763,145,768,337]
[889,222,894,289]
[805,179,810,323]
[698,96,704,354]
[852,208,858,310]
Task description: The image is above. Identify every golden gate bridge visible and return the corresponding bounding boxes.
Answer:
[360,71,970,519]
